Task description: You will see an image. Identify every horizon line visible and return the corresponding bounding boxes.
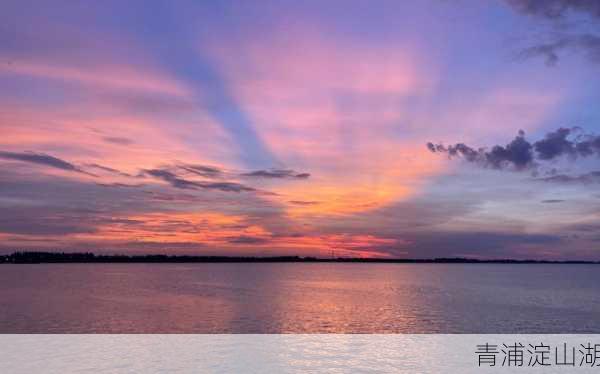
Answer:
[2,251,600,264]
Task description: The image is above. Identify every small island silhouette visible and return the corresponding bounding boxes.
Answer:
[1,251,599,264]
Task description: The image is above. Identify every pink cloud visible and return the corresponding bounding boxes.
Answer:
[0,59,190,97]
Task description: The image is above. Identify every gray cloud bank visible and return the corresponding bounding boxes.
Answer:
[0,149,310,195]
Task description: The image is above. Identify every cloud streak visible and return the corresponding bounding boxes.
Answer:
[537,171,600,184]
[0,151,92,175]
[178,164,223,178]
[84,163,133,177]
[289,200,320,206]
[102,136,134,145]
[144,168,256,193]
[242,169,310,179]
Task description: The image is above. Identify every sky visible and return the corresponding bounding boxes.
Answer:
[1,0,600,259]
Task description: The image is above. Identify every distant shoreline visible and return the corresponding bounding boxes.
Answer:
[1,252,599,264]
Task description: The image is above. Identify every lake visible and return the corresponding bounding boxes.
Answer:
[1,263,598,333]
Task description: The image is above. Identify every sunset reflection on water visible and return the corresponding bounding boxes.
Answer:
[1,263,600,333]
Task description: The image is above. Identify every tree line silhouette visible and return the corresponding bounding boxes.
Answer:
[1,251,598,264]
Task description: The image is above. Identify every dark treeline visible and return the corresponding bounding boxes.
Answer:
[1,251,599,264]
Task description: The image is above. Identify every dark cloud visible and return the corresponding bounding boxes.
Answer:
[85,163,122,174]
[204,182,256,193]
[427,130,534,170]
[144,168,256,192]
[534,128,576,159]
[541,199,565,203]
[574,131,600,157]
[226,235,271,245]
[518,34,600,66]
[85,163,133,177]
[142,191,200,202]
[242,169,310,179]
[144,169,199,189]
[102,136,134,145]
[178,164,223,178]
[428,128,600,171]
[537,171,600,184]
[289,200,320,205]
[177,164,310,182]
[505,1,600,66]
[487,131,534,169]
[96,182,144,188]
[505,0,600,20]
[0,150,92,175]
[518,39,566,66]
[536,127,600,158]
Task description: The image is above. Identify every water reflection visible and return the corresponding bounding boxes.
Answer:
[1,263,599,333]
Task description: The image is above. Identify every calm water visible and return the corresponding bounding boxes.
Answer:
[1,263,599,333]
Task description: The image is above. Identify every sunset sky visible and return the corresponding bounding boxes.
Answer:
[2,0,600,259]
